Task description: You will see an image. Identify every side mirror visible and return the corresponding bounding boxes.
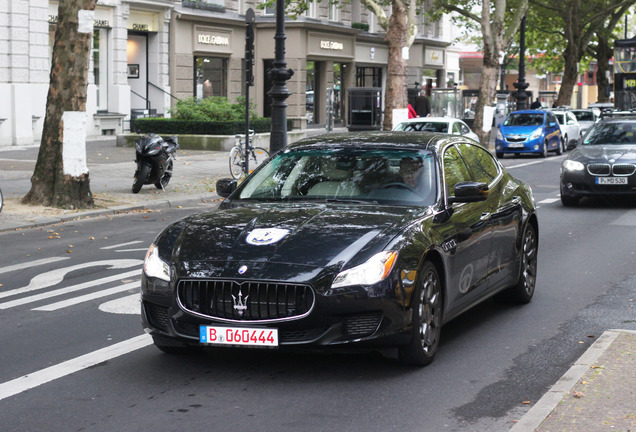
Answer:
[448,181,489,203]
[549,122,557,127]
[216,178,237,198]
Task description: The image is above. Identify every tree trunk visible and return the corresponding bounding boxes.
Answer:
[595,35,613,103]
[22,0,96,210]
[555,45,580,107]
[382,1,408,131]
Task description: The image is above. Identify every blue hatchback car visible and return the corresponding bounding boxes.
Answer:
[495,110,564,158]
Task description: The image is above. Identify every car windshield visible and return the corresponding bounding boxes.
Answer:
[573,111,595,121]
[504,113,544,126]
[583,123,636,145]
[394,122,449,133]
[236,148,438,206]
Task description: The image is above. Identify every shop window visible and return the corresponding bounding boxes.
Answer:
[195,56,228,99]
[356,67,382,88]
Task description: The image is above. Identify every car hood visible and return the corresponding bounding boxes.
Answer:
[171,204,422,269]
[571,145,636,162]
[500,125,541,136]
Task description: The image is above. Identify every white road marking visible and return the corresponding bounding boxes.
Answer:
[33,282,139,311]
[505,157,563,169]
[0,269,140,309]
[538,198,560,204]
[0,259,141,300]
[0,257,70,276]
[100,241,145,250]
[0,334,152,402]
[114,248,149,253]
[610,210,636,226]
[99,294,140,315]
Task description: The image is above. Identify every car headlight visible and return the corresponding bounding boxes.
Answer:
[562,160,585,171]
[144,243,171,281]
[496,130,503,140]
[332,251,398,288]
[529,127,543,140]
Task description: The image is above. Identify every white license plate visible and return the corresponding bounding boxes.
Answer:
[596,177,628,185]
[507,143,525,148]
[200,325,279,347]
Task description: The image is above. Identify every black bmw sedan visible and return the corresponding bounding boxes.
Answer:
[560,117,636,206]
[141,132,538,366]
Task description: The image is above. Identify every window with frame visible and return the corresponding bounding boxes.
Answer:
[443,145,472,195]
[194,56,228,99]
[456,143,499,184]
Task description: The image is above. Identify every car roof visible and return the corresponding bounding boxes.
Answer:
[398,117,457,123]
[508,110,548,115]
[285,131,471,153]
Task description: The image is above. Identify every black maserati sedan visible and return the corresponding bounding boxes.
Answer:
[141,132,538,366]
[560,117,636,206]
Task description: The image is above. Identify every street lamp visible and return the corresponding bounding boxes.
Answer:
[268,0,294,154]
[513,14,529,111]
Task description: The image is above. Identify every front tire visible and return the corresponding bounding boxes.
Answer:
[556,138,564,155]
[398,261,442,366]
[132,163,151,194]
[540,140,548,158]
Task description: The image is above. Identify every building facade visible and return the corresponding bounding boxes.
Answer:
[0,0,457,147]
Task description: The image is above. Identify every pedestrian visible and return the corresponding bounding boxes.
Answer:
[530,97,541,109]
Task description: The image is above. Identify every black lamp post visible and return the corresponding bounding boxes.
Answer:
[513,14,529,110]
[268,0,294,154]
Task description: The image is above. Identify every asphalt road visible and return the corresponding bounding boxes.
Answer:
[0,152,635,431]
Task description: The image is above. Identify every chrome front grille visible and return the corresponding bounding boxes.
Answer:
[587,163,636,176]
[612,164,636,176]
[505,135,527,143]
[177,279,315,323]
[587,163,611,176]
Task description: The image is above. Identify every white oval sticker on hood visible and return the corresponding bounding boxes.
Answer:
[246,228,290,245]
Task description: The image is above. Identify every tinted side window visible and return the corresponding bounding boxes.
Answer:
[443,145,472,194]
[457,143,499,184]
[546,113,556,125]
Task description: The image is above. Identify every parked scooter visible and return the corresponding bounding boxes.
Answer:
[132,133,179,194]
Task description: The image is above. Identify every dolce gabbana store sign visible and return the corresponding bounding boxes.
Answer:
[194,26,233,54]
[308,32,354,59]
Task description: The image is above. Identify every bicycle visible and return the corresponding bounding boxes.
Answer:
[229,130,269,179]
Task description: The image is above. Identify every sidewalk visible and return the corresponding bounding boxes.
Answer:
[0,133,634,431]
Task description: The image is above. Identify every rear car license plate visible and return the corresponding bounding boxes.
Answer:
[596,177,628,185]
[200,325,279,347]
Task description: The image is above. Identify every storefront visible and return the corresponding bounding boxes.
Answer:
[170,7,245,108]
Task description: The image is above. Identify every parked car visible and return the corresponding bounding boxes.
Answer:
[495,110,563,158]
[392,116,480,142]
[141,131,539,367]
[560,117,636,206]
[571,108,600,140]
[549,108,583,149]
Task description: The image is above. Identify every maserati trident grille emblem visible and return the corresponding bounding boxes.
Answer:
[238,265,248,274]
[232,289,249,316]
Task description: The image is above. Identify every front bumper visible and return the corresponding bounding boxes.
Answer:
[495,137,543,154]
[560,170,636,198]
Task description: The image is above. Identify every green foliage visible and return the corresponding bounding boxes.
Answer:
[352,22,370,31]
[169,96,258,122]
[132,117,294,135]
